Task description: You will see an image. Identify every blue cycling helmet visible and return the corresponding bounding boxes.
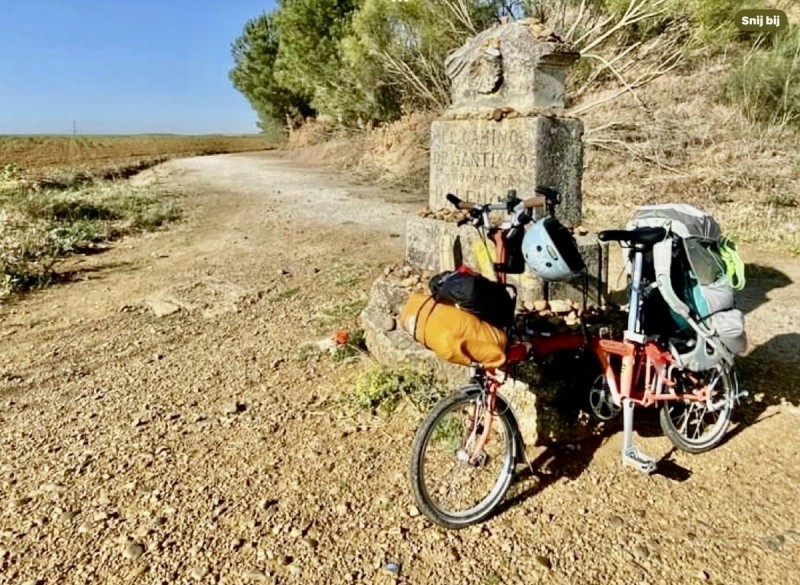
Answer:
[522,218,586,281]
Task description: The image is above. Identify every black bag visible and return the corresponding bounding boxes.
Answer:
[429,265,516,329]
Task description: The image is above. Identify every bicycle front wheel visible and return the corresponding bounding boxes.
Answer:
[409,387,516,529]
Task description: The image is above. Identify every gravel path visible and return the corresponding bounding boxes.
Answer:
[0,152,798,585]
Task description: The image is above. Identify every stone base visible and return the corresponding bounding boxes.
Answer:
[360,279,467,383]
[360,276,603,453]
[405,216,609,306]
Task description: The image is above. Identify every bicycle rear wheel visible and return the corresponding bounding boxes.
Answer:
[659,366,736,454]
[409,386,516,529]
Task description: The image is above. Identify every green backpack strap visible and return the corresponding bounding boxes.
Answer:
[719,237,746,291]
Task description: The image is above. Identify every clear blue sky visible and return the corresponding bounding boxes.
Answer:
[0,0,277,135]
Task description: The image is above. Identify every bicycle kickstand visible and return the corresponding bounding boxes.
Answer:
[621,399,657,474]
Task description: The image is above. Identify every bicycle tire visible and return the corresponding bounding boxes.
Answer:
[409,386,516,529]
[659,366,736,454]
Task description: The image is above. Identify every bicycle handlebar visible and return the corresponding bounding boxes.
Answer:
[445,192,551,212]
[446,186,561,231]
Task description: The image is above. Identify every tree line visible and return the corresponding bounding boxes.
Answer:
[229,0,799,133]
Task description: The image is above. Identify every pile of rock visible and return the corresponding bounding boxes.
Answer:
[518,298,589,329]
[516,300,628,335]
[382,263,431,295]
[415,207,592,236]
[520,17,566,43]
[416,207,469,223]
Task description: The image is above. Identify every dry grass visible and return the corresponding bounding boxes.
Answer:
[577,59,800,254]
[284,112,433,195]
[0,134,263,297]
[0,134,273,187]
[0,182,182,297]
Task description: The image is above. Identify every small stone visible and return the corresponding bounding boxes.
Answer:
[13,496,33,507]
[93,511,109,522]
[223,401,245,415]
[243,569,268,582]
[763,534,786,551]
[535,554,552,570]
[609,515,624,527]
[335,503,349,516]
[122,542,145,560]
[633,544,649,560]
[383,561,402,575]
[59,510,78,524]
[127,565,148,580]
[287,565,302,576]
[407,505,420,518]
[189,566,210,580]
[315,338,336,351]
[278,269,291,276]
[576,225,589,236]
[696,570,710,580]
[145,299,180,318]
[400,277,416,288]
[549,300,572,314]
[382,316,396,332]
[533,300,548,312]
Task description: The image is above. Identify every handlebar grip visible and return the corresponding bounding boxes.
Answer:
[535,186,561,203]
[446,193,476,210]
[597,230,627,242]
[522,195,547,209]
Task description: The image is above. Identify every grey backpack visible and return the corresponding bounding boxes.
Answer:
[625,204,746,372]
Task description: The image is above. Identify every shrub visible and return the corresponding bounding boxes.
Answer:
[348,364,446,412]
[0,183,182,297]
[727,28,800,127]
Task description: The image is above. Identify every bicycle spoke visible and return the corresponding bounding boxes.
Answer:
[419,398,511,517]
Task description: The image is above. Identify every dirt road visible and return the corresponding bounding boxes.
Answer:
[1,153,799,585]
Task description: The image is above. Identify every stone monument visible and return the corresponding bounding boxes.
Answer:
[360,19,609,449]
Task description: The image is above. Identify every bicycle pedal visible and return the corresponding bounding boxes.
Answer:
[622,447,657,474]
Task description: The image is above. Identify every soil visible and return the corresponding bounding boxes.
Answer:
[1,152,798,585]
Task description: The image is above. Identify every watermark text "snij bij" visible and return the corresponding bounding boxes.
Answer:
[735,9,788,31]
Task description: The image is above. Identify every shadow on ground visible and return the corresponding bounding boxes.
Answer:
[737,263,793,315]
[493,262,797,518]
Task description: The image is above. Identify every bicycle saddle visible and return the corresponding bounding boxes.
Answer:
[598,227,667,247]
